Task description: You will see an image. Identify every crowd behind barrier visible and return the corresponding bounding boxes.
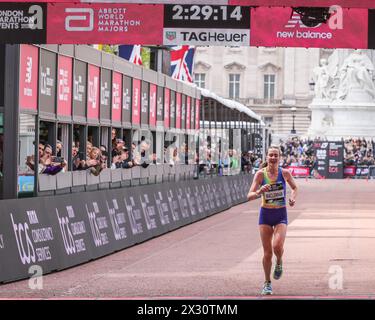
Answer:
[248,136,375,179]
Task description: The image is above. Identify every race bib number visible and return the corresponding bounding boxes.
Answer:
[264,183,284,203]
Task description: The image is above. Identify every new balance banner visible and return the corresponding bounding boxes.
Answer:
[250,7,368,49]
[46,3,164,44]
[57,55,73,117]
[19,45,38,111]
[0,3,46,44]
[163,5,250,46]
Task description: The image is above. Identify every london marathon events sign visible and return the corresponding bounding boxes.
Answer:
[0,2,46,43]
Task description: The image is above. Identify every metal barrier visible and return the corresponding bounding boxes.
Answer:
[38,164,200,197]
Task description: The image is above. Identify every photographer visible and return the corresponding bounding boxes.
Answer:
[40,144,67,175]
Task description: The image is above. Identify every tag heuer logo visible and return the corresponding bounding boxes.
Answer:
[165,31,176,41]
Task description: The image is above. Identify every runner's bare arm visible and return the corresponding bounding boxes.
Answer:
[247,171,270,201]
[283,169,298,206]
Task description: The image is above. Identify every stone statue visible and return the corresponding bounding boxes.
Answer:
[312,58,331,100]
[336,50,375,101]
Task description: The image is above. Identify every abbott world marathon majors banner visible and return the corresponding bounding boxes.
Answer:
[0,175,251,283]
[0,0,374,7]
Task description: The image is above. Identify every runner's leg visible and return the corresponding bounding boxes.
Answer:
[273,223,287,265]
[259,225,274,282]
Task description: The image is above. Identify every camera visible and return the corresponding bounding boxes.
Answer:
[52,156,65,163]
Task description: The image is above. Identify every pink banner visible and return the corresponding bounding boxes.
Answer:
[57,55,72,116]
[132,79,141,125]
[251,7,368,49]
[175,92,181,129]
[149,84,157,127]
[186,96,191,130]
[229,0,375,7]
[164,88,170,128]
[195,99,200,130]
[112,71,122,122]
[344,166,356,176]
[287,166,310,177]
[2,0,374,7]
[19,45,38,111]
[47,3,163,44]
[87,64,100,120]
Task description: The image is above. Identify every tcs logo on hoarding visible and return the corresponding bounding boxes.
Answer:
[65,8,94,31]
[10,213,36,265]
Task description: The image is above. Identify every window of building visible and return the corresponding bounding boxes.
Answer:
[194,73,206,89]
[229,74,240,99]
[264,116,273,124]
[264,74,275,100]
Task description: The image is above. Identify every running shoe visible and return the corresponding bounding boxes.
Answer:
[273,262,283,280]
[261,281,273,295]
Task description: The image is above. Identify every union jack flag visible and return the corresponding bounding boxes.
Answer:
[119,45,143,66]
[170,45,195,83]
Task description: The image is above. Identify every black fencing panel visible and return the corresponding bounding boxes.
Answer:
[136,184,165,238]
[183,183,200,223]
[100,68,112,122]
[0,197,60,283]
[0,174,252,283]
[39,49,57,115]
[120,186,153,244]
[170,91,176,129]
[141,81,149,126]
[77,190,118,259]
[107,188,145,251]
[0,45,5,106]
[172,181,194,226]
[191,98,195,130]
[156,86,164,123]
[153,184,178,232]
[314,141,329,178]
[328,141,344,179]
[181,95,186,130]
[163,182,187,230]
[43,193,96,270]
[73,60,87,120]
[122,75,132,125]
